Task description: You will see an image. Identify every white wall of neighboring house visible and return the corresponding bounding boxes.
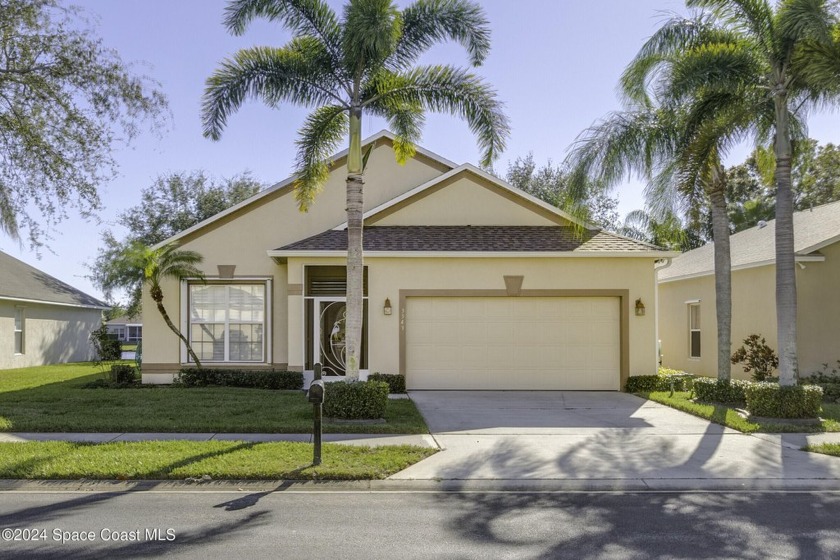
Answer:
[0,300,102,369]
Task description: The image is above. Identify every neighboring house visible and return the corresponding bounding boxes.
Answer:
[658,199,840,379]
[0,251,109,369]
[142,131,674,389]
[106,313,143,343]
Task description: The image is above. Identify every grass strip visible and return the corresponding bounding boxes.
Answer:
[640,391,840,433]
[0,363,428,434]
[804,443,840,457]
[0,441,436,480]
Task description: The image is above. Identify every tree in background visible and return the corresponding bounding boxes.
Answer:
[91,171,261,309]
[202,0,509,380]
[619,209,704,252]
[101,243,205,367]
[0,0,166,246]
[505,154,620,231]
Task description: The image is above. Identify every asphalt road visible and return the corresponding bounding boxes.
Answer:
[1,490,839,559]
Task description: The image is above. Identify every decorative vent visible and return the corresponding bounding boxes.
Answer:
[305,266,368,296]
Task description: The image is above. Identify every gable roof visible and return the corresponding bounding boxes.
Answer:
[270,226,669,257]
[153,130,457,249]
[106,313,143,325]
[659,199,840,282]
[334,163,597,231]
[0,251,109,309]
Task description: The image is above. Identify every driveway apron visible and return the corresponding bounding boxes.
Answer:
[391,391,840,488]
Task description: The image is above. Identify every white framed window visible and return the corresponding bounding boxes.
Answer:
[14,307,25,355]
[188,283,267,363]
[688,303,701,358]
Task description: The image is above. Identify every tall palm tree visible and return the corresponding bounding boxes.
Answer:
[201,0,509,380]
[107,242,206,367]
[566,99,745,381]
[650,0,840,385]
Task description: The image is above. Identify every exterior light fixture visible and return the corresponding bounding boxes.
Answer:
[635,298,646,317]
[383,298,392,316]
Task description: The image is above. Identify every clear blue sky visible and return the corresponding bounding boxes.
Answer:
[2,0,837,301]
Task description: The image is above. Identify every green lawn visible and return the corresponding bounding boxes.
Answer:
[641,391,840,433]
[805,443,840,457]
[0,363,428,434]
[0,441,436,480]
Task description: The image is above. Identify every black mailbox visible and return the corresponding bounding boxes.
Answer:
[308,380,325,404]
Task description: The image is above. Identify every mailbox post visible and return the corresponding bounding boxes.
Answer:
[309,364,325,465]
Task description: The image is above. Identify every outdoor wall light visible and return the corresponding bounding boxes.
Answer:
[635,298,646,317]
[383,298,392,315]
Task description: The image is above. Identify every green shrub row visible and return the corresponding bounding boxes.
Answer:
[744,383,823,419]
[367,373,406,394]
[175,368,303,390]
[625,370,694,393]
[323,381,389,420]
[692,378,751,404]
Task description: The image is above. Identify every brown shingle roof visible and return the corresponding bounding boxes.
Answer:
[276,226,663,253]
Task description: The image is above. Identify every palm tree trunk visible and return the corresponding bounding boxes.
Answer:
[154,295,202,369]
[708,162,732,381]
[773,93,798,386]
[344,106,364,381]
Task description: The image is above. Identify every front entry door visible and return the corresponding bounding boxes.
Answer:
[313,298,347,376]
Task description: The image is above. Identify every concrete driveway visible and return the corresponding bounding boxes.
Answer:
[391,391,840,489]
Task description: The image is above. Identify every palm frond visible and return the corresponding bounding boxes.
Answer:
[293,105,349,210]
[224,0,342,48]
[202,41,346,140]
[341,0,401,74]
[665,41,765,102]
[362,65,508,166]
[687,0,775,48]
[777,0,834,52]
[391,0,491,68]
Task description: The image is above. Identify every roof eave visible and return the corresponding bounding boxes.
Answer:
[0,295,110,310]
[268,249,677,259]
[658,253,826,283]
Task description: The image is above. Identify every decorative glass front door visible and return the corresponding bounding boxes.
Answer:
[314,299,347,376]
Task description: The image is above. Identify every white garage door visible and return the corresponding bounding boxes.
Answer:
[406,297,621,390]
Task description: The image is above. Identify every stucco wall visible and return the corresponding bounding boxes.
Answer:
[658,244,840,378]
[0,301,101,369]
[372,175,563,227]
[288,256,659,380]
[141,141,450,375]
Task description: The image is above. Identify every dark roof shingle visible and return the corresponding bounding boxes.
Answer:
[0,251,108,308]
[276,226,663,253]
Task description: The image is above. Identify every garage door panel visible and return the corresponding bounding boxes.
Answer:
[406,296,621,390]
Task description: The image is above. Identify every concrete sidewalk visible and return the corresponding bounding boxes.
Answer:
[0,432,438,448]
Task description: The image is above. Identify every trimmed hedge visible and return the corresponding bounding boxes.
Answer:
[110,364,139,384]
[367,373,406,394]
[323,381,389,420]
[692,378,751,404]
[744,383,823,419]
[175,368,303,390]
[625,369,694,393]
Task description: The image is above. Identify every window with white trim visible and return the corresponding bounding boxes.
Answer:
[14,307,24,354]
[688,303,701,358]
[188,283,266,362]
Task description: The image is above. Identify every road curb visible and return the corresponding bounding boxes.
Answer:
[2,478,840,493]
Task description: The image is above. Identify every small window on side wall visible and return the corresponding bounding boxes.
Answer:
[688,303,701,358]
[14,307,25,355]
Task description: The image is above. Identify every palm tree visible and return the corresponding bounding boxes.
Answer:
[619,209,704,252]
[649,0,840,385]
[107,242,206,367]
[201,0,509,380]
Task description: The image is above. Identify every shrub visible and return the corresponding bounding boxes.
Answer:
[745,383,823,419]
[175,368,303,390]
[731,334,778,381]
[323,381,389,419]
[693,378,751,404]
[800,362,840,403]
[110,364,138,384]
[367,373,406,394]
[625,369,694,393]
[90,323,121,362]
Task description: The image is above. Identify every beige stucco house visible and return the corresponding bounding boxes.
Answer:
[0,250,108,369]
[142,131,673,390]
[658,200,840,379]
